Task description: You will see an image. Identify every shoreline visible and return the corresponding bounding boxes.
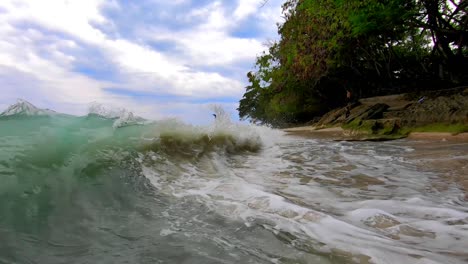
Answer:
[283,126,468,142]
[406,132,468,141]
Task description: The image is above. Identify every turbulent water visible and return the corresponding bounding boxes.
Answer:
[1,108,467,264]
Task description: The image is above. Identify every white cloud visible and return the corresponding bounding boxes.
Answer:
[143,1,270,67]
[0,22,107,105]
[0,0,283,123]
[1,0,108,44]
[109,39,187,76]
[146,27,265,67]
[234,0,260,21]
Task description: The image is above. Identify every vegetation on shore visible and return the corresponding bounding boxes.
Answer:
[238,0,467,127]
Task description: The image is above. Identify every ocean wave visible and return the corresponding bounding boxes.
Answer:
[87,102,147,128]
[0,99,58,117]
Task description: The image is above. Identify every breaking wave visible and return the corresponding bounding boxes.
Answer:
[1,100,467,264]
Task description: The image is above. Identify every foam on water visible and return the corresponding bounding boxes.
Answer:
[138,131,468,263]
[87,102,148,128]
[1,100,467,263]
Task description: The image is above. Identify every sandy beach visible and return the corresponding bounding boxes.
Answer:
[283,125,468,141]
[283,126,345,139]
[407,132,468,141]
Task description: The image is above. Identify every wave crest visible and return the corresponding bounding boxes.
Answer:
[140,132,262,158]
[0,99,57,117]
[87,102,146,128]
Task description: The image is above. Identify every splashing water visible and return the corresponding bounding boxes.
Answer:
[87,102,147,128]
[0,101,467,264]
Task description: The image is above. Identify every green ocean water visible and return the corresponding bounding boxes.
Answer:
[0,114,270,263]
[1,109,468,264]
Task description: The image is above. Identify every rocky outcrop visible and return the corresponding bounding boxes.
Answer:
[395,88,468,126]
[314,87,468,140]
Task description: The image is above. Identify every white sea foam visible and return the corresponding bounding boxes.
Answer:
[87,102,147,128]
[136,115,468,263]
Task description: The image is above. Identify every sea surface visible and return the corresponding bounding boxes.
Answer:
[1,111,467,264]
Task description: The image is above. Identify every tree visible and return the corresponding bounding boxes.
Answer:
[238,0,467,126]
[416,0,468,82]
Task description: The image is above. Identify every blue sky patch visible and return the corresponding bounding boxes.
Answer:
[0,0,282,123]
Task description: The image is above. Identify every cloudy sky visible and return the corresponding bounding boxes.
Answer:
[0,0,283,124]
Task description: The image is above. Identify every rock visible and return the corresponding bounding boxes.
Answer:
[347,103,389,122]
[306,86,468,140]
[300,87,468,141]
[400,93,468,126]
[316,103,389,128]
[363,213,401,229]
[314,106,350,127]
[398,225,436,239]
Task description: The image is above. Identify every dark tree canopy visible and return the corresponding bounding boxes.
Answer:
[238,0,467,126]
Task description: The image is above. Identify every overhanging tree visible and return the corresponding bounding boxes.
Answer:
[238,0,467,126]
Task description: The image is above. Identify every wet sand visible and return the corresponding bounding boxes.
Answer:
[407,132,468,141]
[284,125,468,201]
[283,126,468,142]
[400,139,468,201]
[283,126,345,139]
[282,125,340,132]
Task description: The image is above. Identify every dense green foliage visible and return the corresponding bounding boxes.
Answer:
[238,0,467,126]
